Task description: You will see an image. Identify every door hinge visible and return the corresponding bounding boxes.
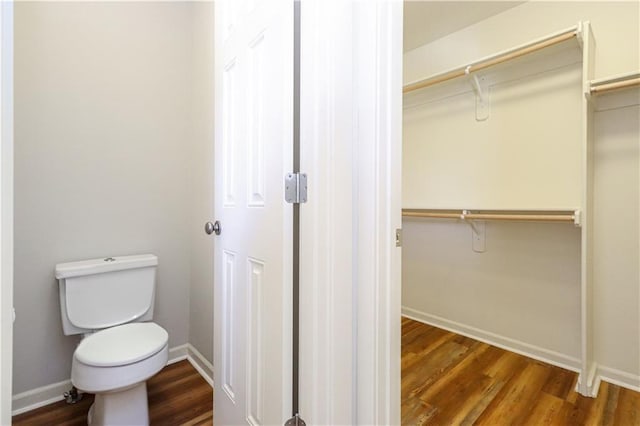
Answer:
[285,173,308,204]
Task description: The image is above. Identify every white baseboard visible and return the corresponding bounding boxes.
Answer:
[168,344,189,364]
[598,365,640,393]
[186,344,214,388]
[576,361,600,397]
[402,307,582,373]
[12,343,213,416]
[11,379,72,416]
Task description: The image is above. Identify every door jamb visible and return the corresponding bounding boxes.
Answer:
[298,1,402,424]
[353,2,402,424]
[0,1,14,423]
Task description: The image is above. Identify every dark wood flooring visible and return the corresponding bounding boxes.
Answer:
[402,317,640,425]
[13,321,640,425]
[12,360,212,426]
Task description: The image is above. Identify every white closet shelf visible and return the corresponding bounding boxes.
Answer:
[589,71,640,95]
[403,23,583,94]
[402,208,581,226]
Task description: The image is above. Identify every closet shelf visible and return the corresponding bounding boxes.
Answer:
[402,209,581,226]
[403,24,582,94]
[589,71,640,95]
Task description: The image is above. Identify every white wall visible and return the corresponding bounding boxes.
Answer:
[592,90,640,385]
[403,221,583,365]
[14,1,214,396]
[404,56,583,210]
[403,0,639,388]
[404,2,639,84]
[189,2,215,364]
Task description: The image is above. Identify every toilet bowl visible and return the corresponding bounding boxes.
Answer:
[71,323,169,426]
[56,254,168,426]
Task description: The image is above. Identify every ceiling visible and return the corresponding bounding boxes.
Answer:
[403,1,525,52]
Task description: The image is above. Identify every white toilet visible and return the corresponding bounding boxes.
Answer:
[56,254,169,426]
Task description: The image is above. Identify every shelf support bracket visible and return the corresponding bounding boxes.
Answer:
[575,21,584,48]
[461,210,486,252]
[573,210,582,227]
[465,66,490,121]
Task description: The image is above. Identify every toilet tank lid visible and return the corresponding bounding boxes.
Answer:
[55,254,158,279]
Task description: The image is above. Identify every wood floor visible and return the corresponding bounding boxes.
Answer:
[12,360,212,426]
[12,322,640,425]
[402,317,640,425]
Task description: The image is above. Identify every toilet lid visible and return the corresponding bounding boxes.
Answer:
[75,322,168,367]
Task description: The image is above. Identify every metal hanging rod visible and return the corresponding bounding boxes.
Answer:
[590,72,640,95]
[402,209,580,225]
[403,25,581,94]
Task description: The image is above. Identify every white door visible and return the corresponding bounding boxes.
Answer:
[213,1,293,425]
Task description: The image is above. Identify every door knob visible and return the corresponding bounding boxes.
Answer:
[205,221,221,235]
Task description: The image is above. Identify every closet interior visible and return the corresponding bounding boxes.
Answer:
[401,1,640,412]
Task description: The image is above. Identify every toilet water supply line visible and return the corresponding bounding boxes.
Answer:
[64,386,83,404]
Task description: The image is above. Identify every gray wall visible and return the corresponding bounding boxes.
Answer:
[14,1,214,395]
[189,2,215,364]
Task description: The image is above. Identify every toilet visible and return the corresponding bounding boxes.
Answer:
[56,254,169,426]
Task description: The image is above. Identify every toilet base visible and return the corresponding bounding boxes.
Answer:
[87,382,149,426]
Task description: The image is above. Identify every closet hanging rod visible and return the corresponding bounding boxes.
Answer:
[590,73,640,95]
[402,209,578,224]
[403,25,580,94]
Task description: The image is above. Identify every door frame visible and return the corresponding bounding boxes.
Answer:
[0,1,14,423]
[298,1,402,424]
[352,2,403,423]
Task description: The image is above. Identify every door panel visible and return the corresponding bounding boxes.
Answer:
[214,1,293,424]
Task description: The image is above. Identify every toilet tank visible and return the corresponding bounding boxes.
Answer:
[56,254,158,336]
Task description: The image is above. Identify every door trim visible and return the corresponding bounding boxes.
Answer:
[353,2,402,424]
[299,1,355,423]
[299,1,402,424]
[0,1,14,423]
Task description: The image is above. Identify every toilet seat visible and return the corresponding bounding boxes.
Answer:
[71,322,169,394]
[76,322,168,367]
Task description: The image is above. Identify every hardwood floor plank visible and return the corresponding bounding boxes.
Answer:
[483,350,529,382]
[401,397,438,426]
[613,386,640,425]
[541,365,576,400]
[475,361,552,424]
[179,410,213,426]
[428,372,501,425]
[560,385,605,426]
[417,341,500,403]
[402,330,458,372]
[459,378,505,426]
[402,340,469,401]
[403,323,454,357]
[522,391,565,425]
[601,382,621,426]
